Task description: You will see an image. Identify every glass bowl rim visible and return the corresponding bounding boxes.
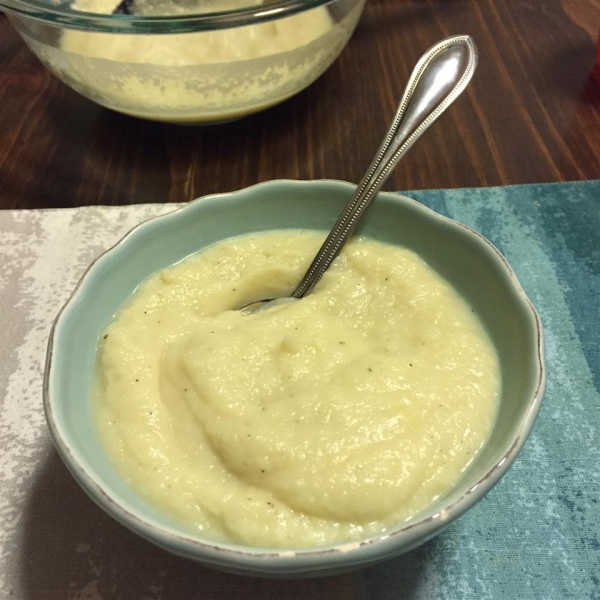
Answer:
[0,0,339,34]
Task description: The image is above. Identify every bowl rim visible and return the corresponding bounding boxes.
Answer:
[44,179,546,572]
[1,0,339,34]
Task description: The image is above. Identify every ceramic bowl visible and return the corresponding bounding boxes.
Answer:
[44,180,545,577]
[1,0,365,123]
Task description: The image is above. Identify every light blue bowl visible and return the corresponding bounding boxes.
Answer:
[44,180,545,577]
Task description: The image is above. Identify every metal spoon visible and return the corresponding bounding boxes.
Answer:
[241,35,478,313]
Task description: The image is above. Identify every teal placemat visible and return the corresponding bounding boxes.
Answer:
[0,180,598,599]
[354,180,599,600]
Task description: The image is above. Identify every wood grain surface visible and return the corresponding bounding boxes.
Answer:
[1,0,599,209]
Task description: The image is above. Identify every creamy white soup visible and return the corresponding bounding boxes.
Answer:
[95,231,499,548]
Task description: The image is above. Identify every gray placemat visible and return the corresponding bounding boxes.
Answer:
[1,180,598,599]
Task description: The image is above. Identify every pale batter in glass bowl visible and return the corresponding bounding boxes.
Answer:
[2,0,365,122]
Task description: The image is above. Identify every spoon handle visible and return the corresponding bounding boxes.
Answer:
[292,35,478,299]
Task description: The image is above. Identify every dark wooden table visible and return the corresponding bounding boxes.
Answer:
[1,0,599,209]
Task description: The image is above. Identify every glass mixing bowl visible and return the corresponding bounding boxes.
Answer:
[2,0,365,123]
